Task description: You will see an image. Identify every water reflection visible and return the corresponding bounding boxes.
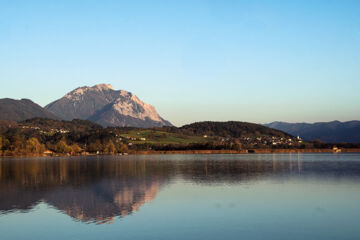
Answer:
[0,156,173,224]
[0,154,359,224]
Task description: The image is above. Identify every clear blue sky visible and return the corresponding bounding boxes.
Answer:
[0,0,359,126]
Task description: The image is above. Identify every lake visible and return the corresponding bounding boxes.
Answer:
[0,153,360,240]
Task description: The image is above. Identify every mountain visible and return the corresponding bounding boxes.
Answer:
[178,121,293,138]
[265,121,360,143]
[45,84,172,128]
[0,98,59,122]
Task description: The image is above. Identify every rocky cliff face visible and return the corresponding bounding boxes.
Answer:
[45,84,172,127]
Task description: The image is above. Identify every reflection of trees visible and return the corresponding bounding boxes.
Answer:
[0,155,360,223]
[176,155,360,184]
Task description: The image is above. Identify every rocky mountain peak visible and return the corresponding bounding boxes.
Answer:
[92,83,114,91]
[45,84,172,128]
[64,84,115,100]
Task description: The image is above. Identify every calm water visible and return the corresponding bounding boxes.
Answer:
[0,153,360,240]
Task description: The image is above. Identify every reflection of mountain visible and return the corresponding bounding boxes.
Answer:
[0,157,173,224]
[45,179,162,224]
[1,155,360,223]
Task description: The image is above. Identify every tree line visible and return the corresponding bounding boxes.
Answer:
[1,118,360,156]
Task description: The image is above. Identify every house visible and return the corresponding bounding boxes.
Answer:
[332,146,341,153]
[43,150,54,156]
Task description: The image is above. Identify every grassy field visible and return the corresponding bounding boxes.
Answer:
[119,129,212,145]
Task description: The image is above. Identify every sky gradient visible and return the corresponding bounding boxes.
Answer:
[0,0,359,126]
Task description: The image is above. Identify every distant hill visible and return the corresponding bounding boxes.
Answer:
[0,98,59,122]
[178,121,293,138]
[265,121,360,143]
[20,118,102,132]
[45,84,172,128]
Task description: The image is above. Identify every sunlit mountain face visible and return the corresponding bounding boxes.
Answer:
[1,155,360,224]
[44,84,173,128]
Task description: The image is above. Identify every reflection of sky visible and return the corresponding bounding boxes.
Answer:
[1,175,360,239]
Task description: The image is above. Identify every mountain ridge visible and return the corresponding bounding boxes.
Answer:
[0,98,59,122]
[179,121,293,138]
[265,120,360,143]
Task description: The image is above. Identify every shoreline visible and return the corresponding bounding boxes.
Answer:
[1,148,360,158]
[134,148,360,155]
